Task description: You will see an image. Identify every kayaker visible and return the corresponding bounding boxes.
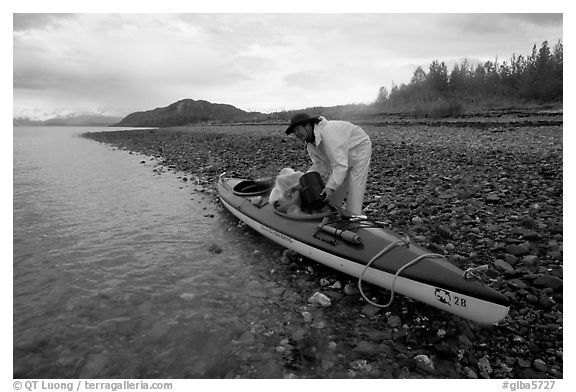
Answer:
[285,113,372,217]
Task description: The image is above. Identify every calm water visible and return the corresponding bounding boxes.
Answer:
[13,126,315,378]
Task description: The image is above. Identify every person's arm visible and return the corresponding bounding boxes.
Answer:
[322,136,349,191]
[306,143,330,177]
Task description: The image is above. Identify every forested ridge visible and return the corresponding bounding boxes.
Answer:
[373,40,563,117]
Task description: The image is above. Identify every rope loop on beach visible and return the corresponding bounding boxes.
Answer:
[463,264,498,282]
[358,238,448,309]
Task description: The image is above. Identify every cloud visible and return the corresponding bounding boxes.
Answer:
[506,13,563,26]
[13,13,564,116]
[283,70,331,89]
[13,13,75,32]
[439,14,562,47]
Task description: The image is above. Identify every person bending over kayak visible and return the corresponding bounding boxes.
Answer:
[285,113,372,217]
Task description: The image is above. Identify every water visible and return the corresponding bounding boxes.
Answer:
[13,126,314,378]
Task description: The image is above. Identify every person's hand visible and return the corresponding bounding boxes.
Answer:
[321,187,334,200]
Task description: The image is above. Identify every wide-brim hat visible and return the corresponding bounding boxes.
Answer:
[285,113,318,135]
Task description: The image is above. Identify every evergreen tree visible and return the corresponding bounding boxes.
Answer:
[374,40,563,111]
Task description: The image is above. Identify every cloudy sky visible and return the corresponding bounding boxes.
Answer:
[13,11,563,119]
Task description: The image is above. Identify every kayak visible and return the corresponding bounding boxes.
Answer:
[217,175,510,324]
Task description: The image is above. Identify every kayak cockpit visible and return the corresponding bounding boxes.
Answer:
[232,179,273,196]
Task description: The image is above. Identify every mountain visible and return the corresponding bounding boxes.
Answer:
[114,99,260,127]
[13,114,123,127]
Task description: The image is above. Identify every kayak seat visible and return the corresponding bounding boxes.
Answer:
[233,180,273,196]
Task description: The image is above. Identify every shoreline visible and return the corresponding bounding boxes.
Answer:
[82,120,563,379]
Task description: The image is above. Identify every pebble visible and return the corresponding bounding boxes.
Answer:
[526,294,538,303]
[285,249,300,259]
[238,331,255,345]
[507,278,529,289]
[505,244,530,256]
[503,253,519,265]
[532,359,548,372]
[308,292,332,307]
[485,224,500,232]
[478,356,493,375]
[329,281,342,289]
[312,320,327,329]
[493,259,514,273]
[350,359,373,373]
[147,320,173,341]
[485,193,500,203]
[518,358,531,368]
[538,293,554,308]
[436,225,452,238]
[79,354,108,378]
[522,255,539,266]
[361,304,381,317]
[458,334,473,347]
[523,232,541,241]
[464,366,478,378]
[355,341,377,355]
[414,354,435,373]
[208,243,222,254]
[434,342,458,359]
[180,293,196,301]
[343,283,359,295]
[387,315,402,327]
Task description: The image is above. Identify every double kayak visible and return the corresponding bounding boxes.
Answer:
[217,174,510,324]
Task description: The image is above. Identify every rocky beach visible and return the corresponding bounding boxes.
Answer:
[83,114,563,379]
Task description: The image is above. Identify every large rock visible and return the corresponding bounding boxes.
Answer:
[505,244,530,256]
[494,259,514,273]
[503,253,519,265]
[532,275,563,290]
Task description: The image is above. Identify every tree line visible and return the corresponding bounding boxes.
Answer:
[374,40,563,116]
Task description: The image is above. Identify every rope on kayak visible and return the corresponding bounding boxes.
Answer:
[358,238,448,308]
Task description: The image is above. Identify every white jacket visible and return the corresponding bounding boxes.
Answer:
[306,116,371,191]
